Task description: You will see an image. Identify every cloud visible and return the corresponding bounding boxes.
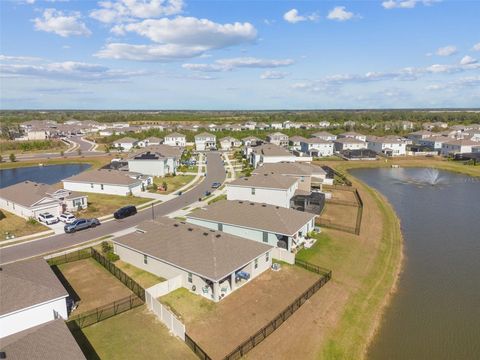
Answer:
[33,8,91,37]
[382,0,440,9]
[260,71,289,80]
[460,55,477,65]
[327,6,355,21]
[435,45,457,56]
[182,57,294,72]
[283,9,318,24]
[473,42,480,51]
[0,54,42,62]
[96,16,257,61]
[0,57,145,81]
[90,0,184,23]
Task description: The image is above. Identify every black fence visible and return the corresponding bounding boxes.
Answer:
[223,266,331,360]
[353,189,364,235]
[47,248,92,266]
[67,295,143,329]
[185,333,213,360]
[91,248,146,301]
[295,258,331,275]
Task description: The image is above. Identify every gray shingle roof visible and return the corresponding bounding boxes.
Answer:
[0,258,68,316]
[228,173,297,190]
[253,162,326,177]
[0,181,56,208]
[63,169,142,186]
[114,218,271,281]
[129,144,183,160]
[188,200,316,236]
[0,319,86,360]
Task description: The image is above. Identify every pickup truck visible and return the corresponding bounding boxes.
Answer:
[64,218,100,233]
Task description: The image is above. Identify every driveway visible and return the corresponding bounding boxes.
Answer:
[0,152,226,265]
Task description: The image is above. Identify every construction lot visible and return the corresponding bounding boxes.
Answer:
[160,265,319,360]
[56,258,134,315]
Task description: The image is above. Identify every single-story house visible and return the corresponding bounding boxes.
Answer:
[334,138,368,152]
[338,132,366,142]
[127,145,183,177]
[195,132,216,151]
[63,169,152,196]
[187,200,316,252]
[249,144,297,168]
[0,181,87,220]
[300,138,334,157]
[312,131,337,141]
[226,173,298,208]
[137,137,163,148]
[267,132,289,147]
[0,319,86,359]
[113,219,272,302]
[112,137,138,151]
[164,132,186,147]
[219,137,242,151]
[0,258,69,338]
[441,139,479,156]
[367,136,407,156]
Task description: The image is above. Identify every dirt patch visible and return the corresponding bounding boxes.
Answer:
[58,258,134,315]
[167,266,318,360]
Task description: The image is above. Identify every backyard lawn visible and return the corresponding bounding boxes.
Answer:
[318,202,359,230]
[57,258,133,315]
[160,266,319,360]
[115,260,165,288]
[80,305,197,360]
[150,174,195,195]
[74,193,150,218]
[0,210,49,240]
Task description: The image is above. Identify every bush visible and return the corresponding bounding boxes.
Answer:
[107,252,120,262]
[27,217,39,225]
[9,153,16,162]
[101,241,113,254]
[151,183,158,191]
[162,181,168,191]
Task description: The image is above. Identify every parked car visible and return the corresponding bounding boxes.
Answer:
[113,205,137,219]
[204,191,211,196]
[58,212,76,224]
[38,212,59,225]
[64,218,100,233]
[211,182,221,188]
[176,191,183,196]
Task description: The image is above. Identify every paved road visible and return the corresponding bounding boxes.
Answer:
[69,136,97,152]
[0,152,226,265]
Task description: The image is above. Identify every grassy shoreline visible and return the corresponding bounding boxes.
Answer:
[0,156,112,170]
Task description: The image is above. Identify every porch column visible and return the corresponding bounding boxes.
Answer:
[230,272,236,291]
[287,237,292,252]
[213,281,220,302]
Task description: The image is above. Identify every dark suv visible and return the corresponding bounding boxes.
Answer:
[114,205,137,219]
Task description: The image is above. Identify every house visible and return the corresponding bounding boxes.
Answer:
[0,258,69,338]
[338,132,366,142]
[417,136,451,151]
[344,121,356,128]
[226,174,298,208]
[312,131,337,141]
[249,143,297,168]
[195,132,216,151]
[63,169,152,196]
[164,132,186,147]
[243,121,256,130]
[0,319,86,360]
[267,132,289,147]
[407,130,437,141]
[0,181,87,219]
[113,219,272,302]
[367,136,407,156]
[187,200,316,253]
[334,138,368,152]
[318,121,330,128]
[289,136,306,151]
[255,122,269,130]
[341,149,377,160]
[242,136,262,147]
[219,137,242,151]
[300,138,334,157]
[441,139,479,156]
[112,137,138,151]
[270,122,283,129]
[128,145,184,177]
[137,137,162,147]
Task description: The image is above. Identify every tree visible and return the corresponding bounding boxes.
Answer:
[60,150,64,157]
[105,145,110,153]
[162,181,168,191]
[9,153,16,162]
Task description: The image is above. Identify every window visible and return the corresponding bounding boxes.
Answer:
[188,272,193,283]
[251,188,256,195]
[90,183,94,189]
[254,258,258,269]
[143,255,148,264]
[218,223,223,231]
[265,252,269,262]
[100,184,104,190]
[262,232,268,243]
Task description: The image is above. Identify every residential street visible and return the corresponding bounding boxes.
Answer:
[0,152,226,265]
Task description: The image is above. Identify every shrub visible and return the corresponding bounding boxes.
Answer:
[60,150,64,157]
[162,181,168,191]
[9,153,16,162]
[151,183,158,191]
[27,217,38,225]
[101,241,112,254]
[107,252,120,262]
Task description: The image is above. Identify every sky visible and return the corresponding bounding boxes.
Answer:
[0,0,479,110]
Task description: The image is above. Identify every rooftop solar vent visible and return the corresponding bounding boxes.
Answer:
[203,232,209,236]
[188,228,193,231]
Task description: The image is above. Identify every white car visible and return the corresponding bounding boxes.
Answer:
[58,212,76,224]
[38,212,59,225]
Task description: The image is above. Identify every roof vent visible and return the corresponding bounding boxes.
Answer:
[250,203,255,206]
[216,234,221,238]
[188,228,193,231]
[203,232,209,236]
[180,221,186,224]
[264,173,268,176]
[174,224,179,227]
[276,206,279,209]
[262,204,267,207]
[238,201,243,204]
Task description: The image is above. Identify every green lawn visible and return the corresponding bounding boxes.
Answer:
[0,210,49,240]
[74,193,150,218]
[0,155,112,170]
[115,260,165,288]
[207,194,226,205]
[151,175,195,195]
[80,305,197,360]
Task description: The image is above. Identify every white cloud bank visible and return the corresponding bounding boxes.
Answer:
[382,0,440,9]
[182,57,294,72]
[283,9,318,24]
[473,42,480,51]
[260,71,289,80]
[435,45,457,56]
[33,9,91,37]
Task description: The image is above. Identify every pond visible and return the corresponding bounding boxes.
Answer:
[0,164,91,188]
[350,167,480,360]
